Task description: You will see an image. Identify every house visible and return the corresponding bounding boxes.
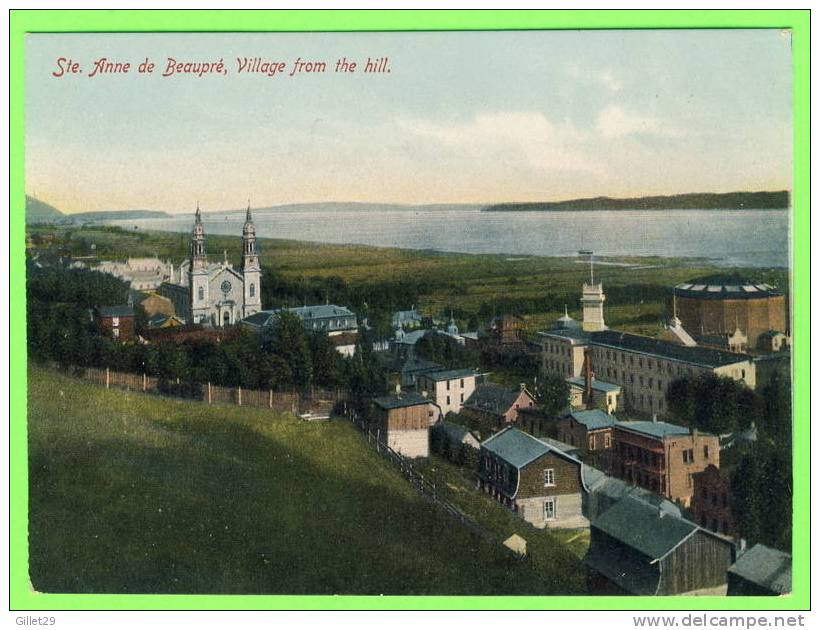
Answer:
[566,376,621,414]
[757,330,790,353]
[611,420,720,507]
[128,289,175,318]
[486,314,526,346]
[370,393,437,458]
[145,313,185,329]
[581,465,682,524]
[376,354,442,389]
[242,304,359,356]
[416,368,483,417]
[431,421,481,464]
[585,495,736,595]
[462,383,536,428]
[727,544,791,596]
[477,427,590,529]
[392,308,423,330]
[94,305,135,341]
[390,328,430,360]
[557,409,616,471]
[516,406,561,440]
[692,464,734,537]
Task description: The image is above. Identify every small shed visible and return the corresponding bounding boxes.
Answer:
[727,544,791,596]
[371,393,435,458]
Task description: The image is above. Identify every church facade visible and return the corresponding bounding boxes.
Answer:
[159,204,262,327]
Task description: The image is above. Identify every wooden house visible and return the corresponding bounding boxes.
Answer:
[585,495,736,595]
[558,409,616,471]
[370,393,437,458]
[477,427,590,529]
[727,544,791,596]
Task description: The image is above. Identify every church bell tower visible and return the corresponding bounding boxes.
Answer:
[241,202,262,318]
[189,203,210,324]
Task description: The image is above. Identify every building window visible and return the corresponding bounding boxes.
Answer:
[588,436,595,451]
[704,445,709,459]
[460,393,464,403]
[446,381,450,390]
[460,379,465,388]
[446,396,450,405]
[544,498,556,520]
[198,287,204,301]
[112,316,120,327]
[544,469,555,487]
[250,283,255,297]
[604,434,611,448]
[112,328,120,339]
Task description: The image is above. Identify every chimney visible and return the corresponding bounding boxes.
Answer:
[519,382,526,392]
[583,347,594,409]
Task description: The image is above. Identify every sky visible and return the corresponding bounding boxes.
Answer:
[25,30,793,214]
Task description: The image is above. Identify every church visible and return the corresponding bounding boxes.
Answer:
[159,204,262,327]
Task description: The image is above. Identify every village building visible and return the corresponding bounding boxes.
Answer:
[95,257,173,291]
[727,544,791,596]
[94,305,135,341]
[145,313,185,329]
[757,329,790,353]
[128,289,175,319]
[557,409,616,471]
[461,383,537,428]
[566,375,621,413]
[581,465,682,524]
[416,368,483,417]
[691,464,734,536]
[671,276,787,351]
[584,494,736,595]
[376,355,442,389]
[516,406,561,440]
[159,204,261,327]
[370,392,437,458]
[611,419,720,507]
[477,427,590,529]
[242,304,359,356]
[392,307,424,330]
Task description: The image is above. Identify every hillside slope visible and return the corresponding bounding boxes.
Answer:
[27,366,585,595]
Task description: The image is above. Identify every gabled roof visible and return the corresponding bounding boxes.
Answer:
[464,383,531,416]
[568,409,617,431]
[481,427,550,469]
[615,420,692,440]
[729,544,791,594]
[439,421,479,445]
[286,304,356,320]
[395,329,429,345]
[241,310,278,328]
[592,495,698,561]
[96,305,134,317]
[372,392,430,410]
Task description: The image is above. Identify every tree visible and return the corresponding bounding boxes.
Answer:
[266,311,313,390]
[534,373,570,417]
[666,373,762,434]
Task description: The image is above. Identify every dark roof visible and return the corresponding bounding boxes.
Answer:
[439,421,479,445]
[592,495,698,560]
[590,330,751,368]
[585,535,662,595]
[464,383,529,415]
[421,368,480,382]
[539,328,591,343]
[241,310,277,328]
[729,544,791,594]
[372,393,430,410]
[569,409,617,431]
[96,305,134,317]
[615,420,693,440]
[481,427,550,469]
[566,376,621,393]
[674,275,782,300]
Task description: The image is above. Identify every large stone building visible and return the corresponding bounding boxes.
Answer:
[160,204,261,327]
[95,257,173,290]
[671,276,788,351]
[540,277,757,417]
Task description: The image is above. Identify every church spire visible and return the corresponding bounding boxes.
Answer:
[191,201,206,268]
[242,200,259,271]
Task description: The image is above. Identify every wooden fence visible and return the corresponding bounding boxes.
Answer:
[65,364,342,416]
[348,413,500,546]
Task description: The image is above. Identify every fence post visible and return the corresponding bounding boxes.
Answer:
[105,367,110,389]
[237,386,242,406]
[207,382,212,405]
[143,372,147,392]
[269,389,273,409]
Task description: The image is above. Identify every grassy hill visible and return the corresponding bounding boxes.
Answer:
[27,366,587,595]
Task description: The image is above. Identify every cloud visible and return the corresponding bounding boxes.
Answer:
[400,111,605,176]
[597,69,622,92]
[596,105,685,139]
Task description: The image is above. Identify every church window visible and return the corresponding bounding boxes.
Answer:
[198,287,204,301]
[250,283,255,297]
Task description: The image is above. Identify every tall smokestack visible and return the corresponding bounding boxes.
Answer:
[583,346,594,409]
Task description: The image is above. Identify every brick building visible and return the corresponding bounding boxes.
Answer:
[691,464,734,536]
[612,420,719,507]
[94,305,135,341]
[557,409,615,471]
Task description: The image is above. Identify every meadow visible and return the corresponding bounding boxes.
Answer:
[27,366,587,595]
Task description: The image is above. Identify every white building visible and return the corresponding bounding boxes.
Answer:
[416,368,483,417]
[159,204,261,327]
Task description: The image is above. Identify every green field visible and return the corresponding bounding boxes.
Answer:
[27,366,587,595]
[26,224,788,337]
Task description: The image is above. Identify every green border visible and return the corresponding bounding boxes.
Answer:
[10,9,810,611]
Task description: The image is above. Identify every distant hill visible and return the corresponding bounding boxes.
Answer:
[25,195,63,223]
[221,202,482,215]
[483,191,790,212]
[69,209,172,221]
